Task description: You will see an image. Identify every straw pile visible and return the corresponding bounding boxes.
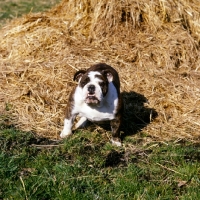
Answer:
[0,0,200,141]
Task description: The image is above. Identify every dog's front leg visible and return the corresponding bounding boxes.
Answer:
[60,89,79,138]
[60,116,75,138]
[60,95,77,138]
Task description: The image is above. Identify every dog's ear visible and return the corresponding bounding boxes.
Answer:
[103,70,113,82]
[73,70,86,82]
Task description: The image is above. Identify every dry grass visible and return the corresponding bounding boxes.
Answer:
[0,0,200,141]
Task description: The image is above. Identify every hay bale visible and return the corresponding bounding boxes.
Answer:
[0,0,200,141]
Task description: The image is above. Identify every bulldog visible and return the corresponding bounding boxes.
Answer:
[60,63,123,146]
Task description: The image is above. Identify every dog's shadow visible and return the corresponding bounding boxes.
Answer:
[85,91,158,139]
[121,91,158,139]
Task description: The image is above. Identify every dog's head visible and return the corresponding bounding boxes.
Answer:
[74,69,113,106]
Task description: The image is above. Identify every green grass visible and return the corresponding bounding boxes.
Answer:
[0,0,61,27]
[0,125,200,199]
[0,1,200,199]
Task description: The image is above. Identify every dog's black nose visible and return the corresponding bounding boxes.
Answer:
[88,84,95,94]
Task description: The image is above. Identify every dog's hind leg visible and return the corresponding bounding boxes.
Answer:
[110,119,122,146]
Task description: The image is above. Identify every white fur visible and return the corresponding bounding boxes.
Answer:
[111,139,122,147]
[88,71,101,80]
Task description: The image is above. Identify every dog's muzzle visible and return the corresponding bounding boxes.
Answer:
[85,84,100,105]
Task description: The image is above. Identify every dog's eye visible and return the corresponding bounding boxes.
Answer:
[81,81,87,87]
[80,77,89,87]
[99,82,105,88]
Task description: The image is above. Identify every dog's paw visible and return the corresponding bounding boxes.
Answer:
[111,138,122,147]
[60,130,72,138]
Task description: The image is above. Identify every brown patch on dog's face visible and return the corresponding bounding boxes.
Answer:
[79,75,90,88]
[95,74,109,96]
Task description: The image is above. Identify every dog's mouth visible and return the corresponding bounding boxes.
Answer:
[85,94,100,105]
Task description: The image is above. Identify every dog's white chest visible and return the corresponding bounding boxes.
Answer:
[78,102,117,121]
[74,82,118,121]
